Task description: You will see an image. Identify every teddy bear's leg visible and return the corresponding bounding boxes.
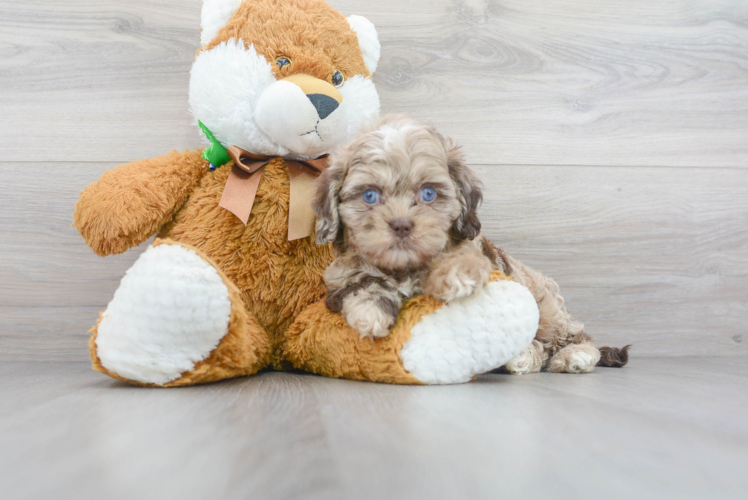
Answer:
[283,272,539,385]
[89,239,271,387]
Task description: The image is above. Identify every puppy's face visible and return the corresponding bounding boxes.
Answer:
[315,116,483,271]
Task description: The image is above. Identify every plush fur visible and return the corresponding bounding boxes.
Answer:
[191,0,380,159]
[201,0,244,46]
[78,0,380,381]
[283,270,536,384]
[74,150,207,257]
[75,0,543,387]
[90,239,272,387]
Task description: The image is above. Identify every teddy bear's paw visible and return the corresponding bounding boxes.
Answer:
[95,243,233,386]
[400,280,539,384]
[549,344,601,374]
[343,296,395,339]
[503,341,545,375]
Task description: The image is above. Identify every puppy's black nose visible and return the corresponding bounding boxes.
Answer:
[390,220,413,238]
[307,94,339,120]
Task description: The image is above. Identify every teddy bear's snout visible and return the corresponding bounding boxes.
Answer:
[281,73,344,118]
[254,73,348,155]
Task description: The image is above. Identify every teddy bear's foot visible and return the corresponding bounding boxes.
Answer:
[90,240,271,387]
[284,272,539,385]
[398,275,540,384]
[548,343,601,374]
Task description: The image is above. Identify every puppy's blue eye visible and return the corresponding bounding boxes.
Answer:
[420,187,437,203]
[363,189,380,205]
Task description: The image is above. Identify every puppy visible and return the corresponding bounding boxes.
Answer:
[313,116,629,374]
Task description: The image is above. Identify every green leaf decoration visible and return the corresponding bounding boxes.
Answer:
[198,120,232,167]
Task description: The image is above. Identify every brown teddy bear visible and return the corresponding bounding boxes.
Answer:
[73,0,540,387]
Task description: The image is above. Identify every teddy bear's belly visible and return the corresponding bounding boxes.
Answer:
[159,160,334,343]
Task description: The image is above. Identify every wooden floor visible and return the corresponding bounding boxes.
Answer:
[0,358,746,500]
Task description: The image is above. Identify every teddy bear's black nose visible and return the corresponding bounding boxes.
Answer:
[307,93,339,120]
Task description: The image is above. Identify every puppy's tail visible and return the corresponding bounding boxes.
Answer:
[597,345,631,367]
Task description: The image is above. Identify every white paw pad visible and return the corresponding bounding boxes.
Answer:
[550,346,600,374]
[566,351,598,373]
[400,280,539,385]
[96,244,232,385]
[504,347,537,375]
[342,291,395,339]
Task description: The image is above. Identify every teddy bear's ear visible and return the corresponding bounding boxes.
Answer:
[347,15,381,75]
[201,0,244,47]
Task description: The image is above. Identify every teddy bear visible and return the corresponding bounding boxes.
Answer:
[73,0,540,387]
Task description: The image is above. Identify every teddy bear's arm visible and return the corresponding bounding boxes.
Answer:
[74,150,208,256]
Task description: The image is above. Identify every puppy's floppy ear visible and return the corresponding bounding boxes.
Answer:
[314,157,346,246]
[443,136,483,241]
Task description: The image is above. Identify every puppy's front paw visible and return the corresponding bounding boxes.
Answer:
[503,341,545,375]
[342,297,396,339]
[425,255,491,303]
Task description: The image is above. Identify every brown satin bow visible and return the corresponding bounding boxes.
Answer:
[218,146,330,241]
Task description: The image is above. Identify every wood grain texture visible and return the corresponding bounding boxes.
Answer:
[1,0,747,361]
[1,358,747,500]
[1,3,747,497]
[1,0,747,166]
[1,163,746,361]
[478,164,748,357]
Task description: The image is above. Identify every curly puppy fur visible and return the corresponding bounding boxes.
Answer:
[314,115,491,339]
[314,116,629,372]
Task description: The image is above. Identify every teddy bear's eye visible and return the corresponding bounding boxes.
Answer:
[332,70,345,87]
[276,57,291,69]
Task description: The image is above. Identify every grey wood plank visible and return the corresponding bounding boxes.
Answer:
[374,0,748,168]
[514,357,748,442]
[0,0,204,162]
[0,306,106,362]
[0,361,96,417]
[478,164,748,357]
[313,358,748,500]
[1,163,746,361]
[1,1,747,167]
[0,366,341,500]
[0,359,746,500]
